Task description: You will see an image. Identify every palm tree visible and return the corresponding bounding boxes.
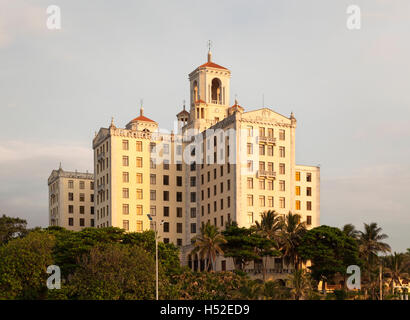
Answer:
[278,212,307,271]
[254,210,281,280]
[384,252,409,295]
[359,222,391,298]
[289,269,313,300]
[191,222,227,271]
[342,223,360,240]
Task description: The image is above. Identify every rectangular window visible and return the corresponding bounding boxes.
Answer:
[68,218,74,226]
[279,163,285,175]
[177,207,183,218]
[279,197,285,208]
[79,193,85,202]
[190,223,196,233]
[123,204,129,215]
[190,208,196,218]
[190,192,196,203]
[163,191,169,201]
[259,127,265,137]
[123,156,129,166]
[259,144,265,156]
[91,219,95,227]
[122,140,129,150]
[68,205,74,214]
[123,220,129,231]
[123,172,129,183]
[80,206,85,214]
[268,128,274,137]
[136,189,143,200]
[307,215,312,225]
[136,157,143,168]
[259,179,265,190]
[79,181,85,189]
[150,190,156,200]
[296,186,301,196]
[68,180,74,189]
[247,143,253,155]
[163,160,170,170]
[150,206,156,216]
[163,175,169,185]
[296,171,301,181]
[136,220,143,232]
[268,196,274,207]
[279,129,285,140]
[307,201,312,211]
[176,192,182,202]
[163,222,169,233]
[267,180,273,190]
[150,174,156,185]
[247,195,254,206]
[163,206,169,217]
[307,173,312,182]
[150,159,156,169]
[136,141,143,152]
[279,146,285,158]
[123,188,130,199]
[267,145,273,156]
[296,200,301,210]
[247,126,253,137]
[177,223,183,233]
[177,239,183,246]
[190,176,196,187]
[307,187,312,196]
[176,176,182,186]
[136,205,143,216]
[259,195,265,207]
[136,173,143,184]
[279,180,285,191]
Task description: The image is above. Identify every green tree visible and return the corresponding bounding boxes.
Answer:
[384,252,409,295]
[289,269,314,300]
[0,214,27,244]
[342,223,360,240]
[278,212,307,270]
[191,222,226,271]
[64,243,167,300]
[0,231,55,299]
[298,225,361,293]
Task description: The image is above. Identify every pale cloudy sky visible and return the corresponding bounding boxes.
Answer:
[0,0,409,252]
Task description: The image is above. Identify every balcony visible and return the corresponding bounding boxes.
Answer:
[258,136,276,145]
[97,183,105,192]
[257,170,276,179]
[211,99,223,105]
[97,151,105,161]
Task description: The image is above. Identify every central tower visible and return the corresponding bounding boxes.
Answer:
[187,49,231,131]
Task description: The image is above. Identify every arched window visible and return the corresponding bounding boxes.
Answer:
[193,80,198,101]
[211,78,221,104]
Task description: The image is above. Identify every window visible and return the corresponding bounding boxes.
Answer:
[247,143,253,155]
[307,215,312,225]
[150,159,156,169]
[136,157,143,168]
[80,206,85,214]
[177,223,183,233]
[68,205,74,214]
[259,196,265,207]
[176,192,182,202]
[259,144,265,156]
[122,139,129,150]
[90,181,94,190]
[190,208,196,218]
[177,239,183,246]
[68,193,74,201]
[68,218,74,226]
[176,176,182,186]
[123,204,129,215]
[91,194,94,202]
[268,162,274,172]
[190,176,196,187]
[247,195,254,206]
[163,238,169,244]
[227,196,231,208]
[190,192,196,203]
[79,218,84,227]
[150,206,156,216]
[163,160,169,170]
[220,198,224,210]
[163,206,169,217]
[136,173,143,184]
[163,175,169,185]
[267,145,273,156]
[163,191,169,201]
[296,200,301,210]
[91,206,94,214]
[123,220,129,231]
[91,219,95,227]
[247,160,253,172]
[279,129,285,140]
[123,156,129,166]
[136,141,142,152]
[136,220,143,232]
[221,260,226,271]
[296,171,301,181]
[268,128,274,137]
[80,181,85,189]
[307,187,312,196]
[150,190,156,200]
[259,179,265,190]
[150,174,156,185]
[307,173,312,182]
[80,193,85,202]
[220,182,223,193]
[68,180,74,189]
[190,223,196,233]
[176,163,182,171]
[136,189,143,200]
[279,147,285,158]
[248,212,254,224]
[307,201,312,211]
[227,179,231,190]
[279,197,285,208]
[279,180,285,191]
[122,188,129,198]
[279,163,285,174]
[259,127,265,137]
[247,126,253,137]
[268,196,274,207]
[150,143,156,152]
[163,222,169,233]
[259,161,265,171]
[123,172,129,183]
[296,186,301,196]
[136,205,143,216]
[177,207,183,218]
[267,180,273,190]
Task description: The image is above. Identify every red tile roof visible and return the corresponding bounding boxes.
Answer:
[131,115,156,123]
[198,61,228,70]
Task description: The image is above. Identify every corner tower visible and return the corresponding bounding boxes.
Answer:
[188,49,231,130]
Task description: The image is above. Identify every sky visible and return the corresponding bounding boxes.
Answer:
[0,0,409,252]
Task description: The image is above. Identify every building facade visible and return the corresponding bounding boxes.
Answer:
[48,166,95,230]
[91,51,320,272]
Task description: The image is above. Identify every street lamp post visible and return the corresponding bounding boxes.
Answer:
[147,214,163,300]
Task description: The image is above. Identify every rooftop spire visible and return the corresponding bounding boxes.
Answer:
[140,99,144,116]
[207,40,212,62]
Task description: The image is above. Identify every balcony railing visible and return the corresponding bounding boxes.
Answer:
[257,170,276,179]
[258,136,276,145]
[211,99,223,105]
[97,183,105,192]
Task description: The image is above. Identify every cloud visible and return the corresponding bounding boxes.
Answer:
[0,139,93,227]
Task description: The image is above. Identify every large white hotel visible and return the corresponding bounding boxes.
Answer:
[49,50,320,272]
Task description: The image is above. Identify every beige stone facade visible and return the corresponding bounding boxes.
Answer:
[90,51,320,271]
[48,167,95,230]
